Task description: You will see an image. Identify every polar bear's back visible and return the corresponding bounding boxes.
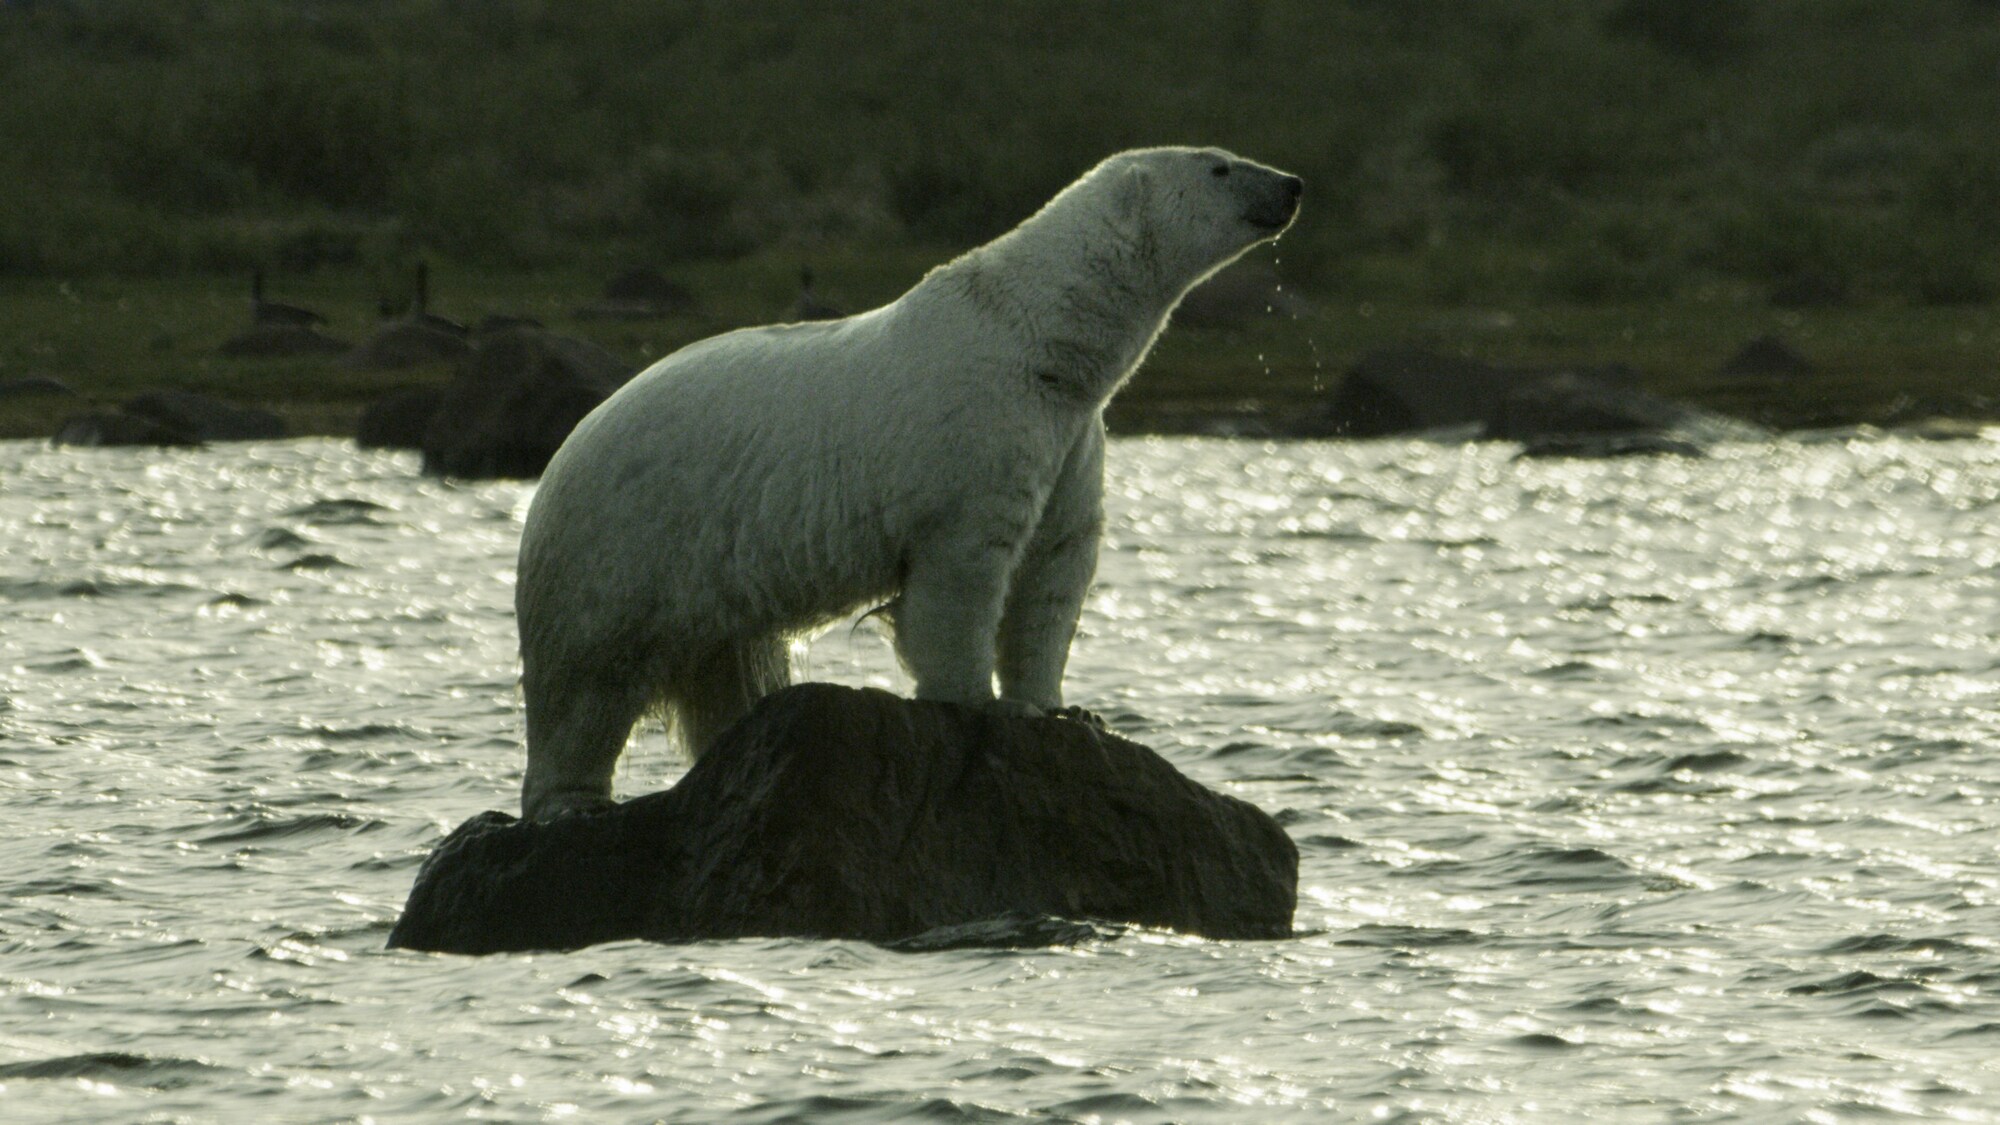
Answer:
[584,311,893,450]
[518,309,920,663]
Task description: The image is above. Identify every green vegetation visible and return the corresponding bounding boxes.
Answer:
[3,0,1999,434]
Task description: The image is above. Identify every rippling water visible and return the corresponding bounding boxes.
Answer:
[4,434,2000,1122]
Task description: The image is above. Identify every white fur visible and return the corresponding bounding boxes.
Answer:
[517,146,1301,819]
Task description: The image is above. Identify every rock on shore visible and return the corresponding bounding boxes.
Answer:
[352,327,632,479]
[51,389,286,447]
[1297,346,1767,452]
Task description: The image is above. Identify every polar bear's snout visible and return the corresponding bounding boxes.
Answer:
[1243,170,1304,232]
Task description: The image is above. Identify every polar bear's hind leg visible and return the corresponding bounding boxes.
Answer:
[519,662,648,819]
[664,635,793,759]
[519,635,790,820]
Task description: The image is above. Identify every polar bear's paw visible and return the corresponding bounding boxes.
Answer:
[975,699,1109,732]
[1050,704,1109,732]
[525,791,619,823]
[978,698,1047,720]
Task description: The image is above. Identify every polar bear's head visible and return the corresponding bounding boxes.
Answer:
[1097,146,1303,289]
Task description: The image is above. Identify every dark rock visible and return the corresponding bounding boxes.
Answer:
[603,267,696,311]
[572,298,674,322]
[356,386,446,451]
[345,322,472,370]
[124,390,286,441]
[51,411,198,448]
[475,314,544,335]
[574,269,697,320]
[1541,360,1643,389]
[1515,433,1710,459]
[419,327,633,479]
[1493,373,1763,448]
[218,323,349,359]
[1490,372,1689,440]
[250,267,327,327]
[52,390,285,447]
[1721,335,1815,378]
[1309,349,1635,438]
[1303,347,1761,448]
[1873,389,1999,437]
[388,684,1298,954]
[1311,347,1520,437]
[1174,262,1312,328]
[0,375,78,398]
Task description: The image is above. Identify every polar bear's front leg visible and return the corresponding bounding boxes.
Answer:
[997,425,1105,710]
[894,525,1025,707]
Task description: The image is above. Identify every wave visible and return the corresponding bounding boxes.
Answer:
[0,1051,224,1087]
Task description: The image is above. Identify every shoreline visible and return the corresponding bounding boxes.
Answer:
[5,397,1994,451]
[3,264,1998,444]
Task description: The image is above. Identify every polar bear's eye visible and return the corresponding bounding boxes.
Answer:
[1210,164,1230,178]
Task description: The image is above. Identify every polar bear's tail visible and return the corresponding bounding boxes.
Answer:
[660,635,793,759]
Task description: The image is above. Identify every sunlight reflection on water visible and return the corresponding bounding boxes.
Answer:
[2,435,2000,1121]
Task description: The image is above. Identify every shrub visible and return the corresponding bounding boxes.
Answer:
[1603,0,1753,65]
[201,56,414,212]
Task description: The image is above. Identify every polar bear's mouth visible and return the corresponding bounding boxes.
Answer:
[1243,177,1303,231]
[1245,206,1294,231]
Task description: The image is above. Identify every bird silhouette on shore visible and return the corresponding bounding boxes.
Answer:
[408,261,468,336]
[792,266,843,321]
[377,261,469,336]
[250,269,326,328]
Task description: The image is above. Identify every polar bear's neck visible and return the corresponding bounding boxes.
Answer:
[914,200,1188,409]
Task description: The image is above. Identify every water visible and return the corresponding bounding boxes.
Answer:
[3,433,2000,1123]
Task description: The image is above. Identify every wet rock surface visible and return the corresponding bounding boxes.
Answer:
[355,386,447,451]
[414,327,633,479]
[51,389,285,447]
[1297,346,1766,448]
[390,683,1299,954]
[344,322,471,371]
[573,267,698,320]
[122,390,287,441]
[217,323,350,359]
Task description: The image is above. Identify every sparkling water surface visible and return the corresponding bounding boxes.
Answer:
[3,434,2000,1123]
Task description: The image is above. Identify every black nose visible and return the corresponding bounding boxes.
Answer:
[1280,175,1303,199]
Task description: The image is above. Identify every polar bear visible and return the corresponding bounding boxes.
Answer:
[516,146,1301,819]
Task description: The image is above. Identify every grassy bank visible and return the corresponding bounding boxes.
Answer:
[4,250,1997,442]
[5,2,2000,310]
[4,2,1999,439]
